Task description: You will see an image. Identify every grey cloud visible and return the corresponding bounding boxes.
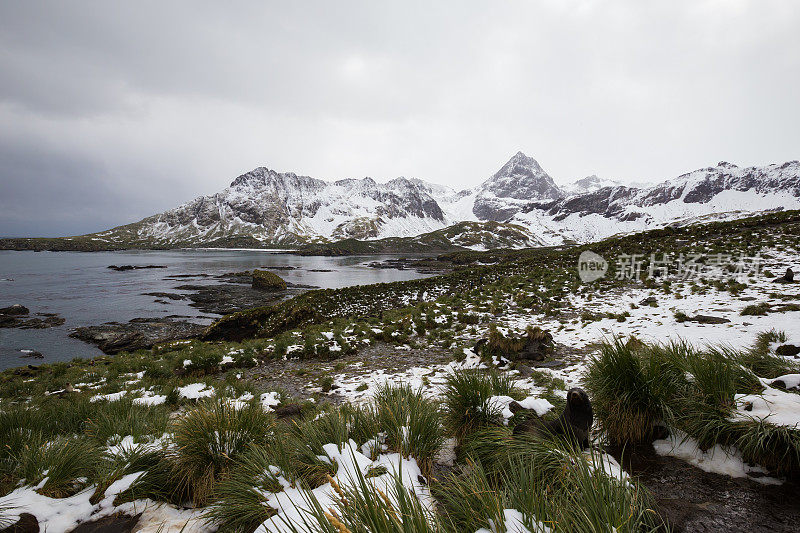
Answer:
[0,1,798,236]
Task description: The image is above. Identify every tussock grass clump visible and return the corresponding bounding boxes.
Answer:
[270,407,378,487]
[584,338,683,445]
[586,334,800,478]
[740,302,770,316]
[442,369,524,445]
[434,461,504,532]
[206,444,282,532]
[127,398,275,506]
[169,399,274,505]
[85,398,169,445]
[11,434,101,497]
[438,431,663,533]
[739,330,796,378]
[273,462,441,533]
[480,324,553,360]
[372,384,445,475]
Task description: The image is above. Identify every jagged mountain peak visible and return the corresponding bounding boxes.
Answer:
[469,151,563,221]
[479,151,561,199]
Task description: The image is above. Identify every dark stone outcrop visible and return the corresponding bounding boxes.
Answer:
[107,265,166,271]
[68,513,140,533]
[775,344,800,357]
[0,304,29,315]
[680,314,731,324]
[0,513,39,533]
[70,319,206,354]
[0,306,64,329]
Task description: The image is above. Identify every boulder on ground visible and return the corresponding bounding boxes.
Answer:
[252,269,287,291]
[775,344,800,357]
[475,325,554,361]
[0,513,39,533]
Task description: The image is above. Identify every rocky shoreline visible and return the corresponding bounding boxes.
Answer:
[69,269,317,354]
[0,305,65,329]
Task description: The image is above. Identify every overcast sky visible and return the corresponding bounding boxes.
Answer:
[1,1,799,237]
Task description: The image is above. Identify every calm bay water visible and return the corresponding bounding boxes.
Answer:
[0,250,432,370]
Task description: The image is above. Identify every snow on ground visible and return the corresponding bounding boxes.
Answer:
[488,395,554,423]
[475,508,549,533]
[90,390,127,402]
[0,473,212,533]
[133,391,167,406]
[500,246,800,388]
[653,430,782,485]
[732,383,800,429]
[177,382,215,400]
[255,440,431,533]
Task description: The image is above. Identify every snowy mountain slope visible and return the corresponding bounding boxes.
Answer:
[506,160,800,244]
[105,169,451,246]
[26,153,800,252]
[561,175,624,196]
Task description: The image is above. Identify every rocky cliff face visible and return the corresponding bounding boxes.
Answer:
[89,154,800,249]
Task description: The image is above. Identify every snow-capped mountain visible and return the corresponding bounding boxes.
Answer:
[86,153,800,250]
[105,169,451,246]
[505,160,800,244]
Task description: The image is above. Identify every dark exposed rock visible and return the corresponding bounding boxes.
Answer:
[274,403,303,419]
[70,319,206,354]
[67,513,140,533]
[142,292,186,300]
[639,296,658,306]
[0,513,39,533]
[107,265,167,271]
[685,314,731,324]
[775,344,800,357]
[0,304,29,315]
[0,305,64,329]
[19,349,43,359]
[175,282,308,315]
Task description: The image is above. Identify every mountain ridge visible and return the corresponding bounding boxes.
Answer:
[3,153,799,252]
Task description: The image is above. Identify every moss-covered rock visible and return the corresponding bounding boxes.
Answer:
[251,269,287,291]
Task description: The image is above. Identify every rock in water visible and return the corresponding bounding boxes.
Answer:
[252,269,287,291]
[70,319,206,354]
[0,306,64,329]
[107,264,167,271]
[0,304,29,316]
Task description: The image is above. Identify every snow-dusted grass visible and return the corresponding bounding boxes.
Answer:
[585,335,800,478]
[2,212,799,530]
